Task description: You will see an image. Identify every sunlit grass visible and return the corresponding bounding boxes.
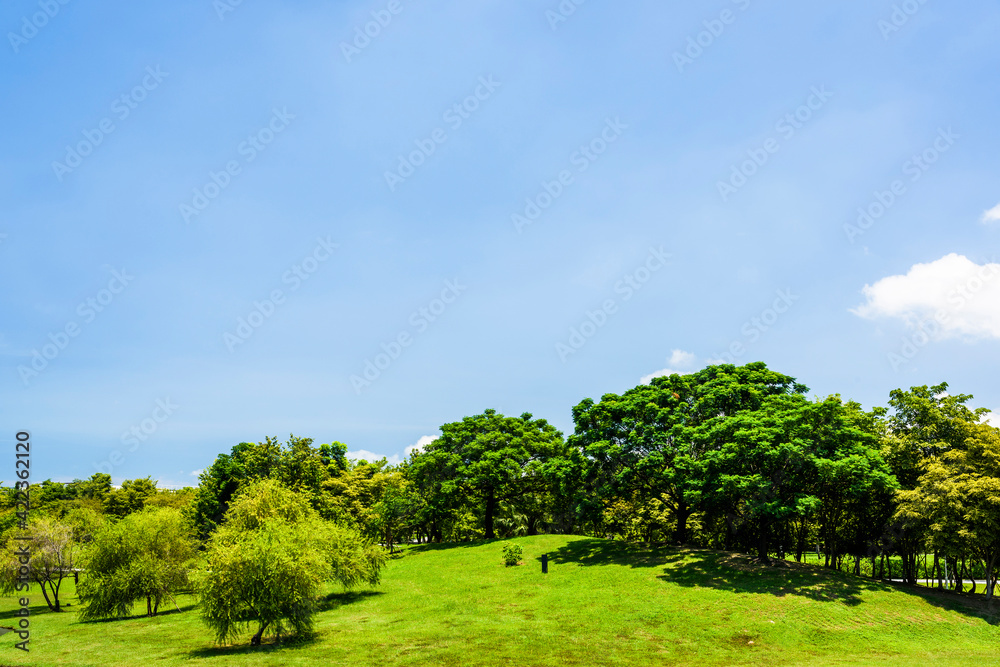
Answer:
[2,535,999,666]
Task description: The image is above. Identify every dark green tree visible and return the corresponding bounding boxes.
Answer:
[571,362,807,544]
[408,410,566,539]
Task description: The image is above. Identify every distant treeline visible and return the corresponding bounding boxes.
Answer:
[6,362,1000,602]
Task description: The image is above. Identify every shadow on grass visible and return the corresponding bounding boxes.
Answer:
[75,602,200,624]
[543,537,1000,623]
[188,630,321,658]
[318,590,383,612]
[545,537,673,569]
[187,590,382,656]
[405,539,503,554]
[0,600,199,623]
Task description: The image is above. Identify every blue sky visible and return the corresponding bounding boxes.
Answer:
[2,0,998,488]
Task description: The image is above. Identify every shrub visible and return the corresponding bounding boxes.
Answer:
[502,542,522,567]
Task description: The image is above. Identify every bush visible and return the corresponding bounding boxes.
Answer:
[502,542,522,567]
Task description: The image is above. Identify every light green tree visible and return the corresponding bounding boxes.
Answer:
[198,479,384,646]
[0,516,78,611]
[78,507,197,619]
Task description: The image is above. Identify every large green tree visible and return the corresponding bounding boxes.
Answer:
[571,362,808,543]
[189,435,333,539]
[408,410,566,539]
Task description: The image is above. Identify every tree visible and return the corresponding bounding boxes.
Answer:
[705,393,820,562]
[372,477,420,553]
[408,410,566,539]
[78,507,197,619]
[198,479,384,646]
[570,362,808,544]
[897,421,1000,597]
[703,393,897,564]
[102,477,158,518]
[883,383,988,583]
[0,516,79,611]
[189,436,334,539]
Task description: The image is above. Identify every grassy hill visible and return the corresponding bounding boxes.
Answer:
[3,535,1000,666]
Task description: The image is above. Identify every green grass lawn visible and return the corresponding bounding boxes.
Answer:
[3,535,1000,666]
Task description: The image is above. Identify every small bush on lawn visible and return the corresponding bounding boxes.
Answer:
[502,542,522,567]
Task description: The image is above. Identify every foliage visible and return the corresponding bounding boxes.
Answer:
[198,480,384,646]
[189,435,338,539]
[571,362,808,543]
[0,516,78,611]
[408,409,566,538]
[78,507,197,619]
[102,477,158,518]
[501,542,522,567]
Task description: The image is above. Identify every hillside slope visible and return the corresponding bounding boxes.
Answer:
[4,535,999,666]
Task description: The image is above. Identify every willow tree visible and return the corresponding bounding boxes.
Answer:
[199,479,385,646]
[0,516,78,612]
[78,507,196,619]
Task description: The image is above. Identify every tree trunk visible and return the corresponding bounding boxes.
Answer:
[147,596,152,617]
[484,492,497,539]
[757,526,770,564]
[38,579,57,612]
[674,502,690,545]
[251,622,269,646]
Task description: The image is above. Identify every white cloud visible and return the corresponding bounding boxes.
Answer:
[347,435,437,467]
[190,469,203,477]
[986,411,999,428]
[347,449,400,465]
[641,349,698,384]
[852,253,1000,339]
[668,349,697,368]
[640,368,684,384]
[406,435,436,457]
[982,202,1000,224]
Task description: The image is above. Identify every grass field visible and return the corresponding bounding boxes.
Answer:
[2,535,1000,666]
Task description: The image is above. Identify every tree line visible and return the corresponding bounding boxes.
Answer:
[3,361,999,645]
